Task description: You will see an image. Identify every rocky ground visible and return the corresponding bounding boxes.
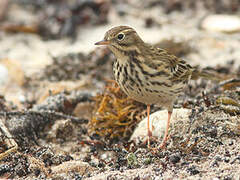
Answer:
[0,0,240,179]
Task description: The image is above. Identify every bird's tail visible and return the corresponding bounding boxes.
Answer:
[191,67,223,82]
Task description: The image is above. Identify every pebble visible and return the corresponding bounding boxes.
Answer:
[169,154,181,164]
[130,108,191,140]
[187,165,200,175]
[51,160,95,175]
[201,14,240,33]
[0,64,9,86]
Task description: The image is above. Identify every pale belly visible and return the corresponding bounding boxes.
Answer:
[121,83,175,106]
[115,76,179,111]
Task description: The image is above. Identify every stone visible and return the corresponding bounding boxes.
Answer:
[201,15,240,33]
[0,64,9,86]
[51,160,95,175]
[130,108,191,140]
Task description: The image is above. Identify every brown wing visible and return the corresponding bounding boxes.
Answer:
[143,45,193,82]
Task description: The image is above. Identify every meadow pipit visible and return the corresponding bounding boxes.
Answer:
[95,25,213,149]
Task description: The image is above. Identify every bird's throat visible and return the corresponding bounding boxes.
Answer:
[109,45,141,63]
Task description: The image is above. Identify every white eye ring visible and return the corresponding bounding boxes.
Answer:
[117,33,125,41]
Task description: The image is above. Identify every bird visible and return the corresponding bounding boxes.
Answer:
[95,25,217,149]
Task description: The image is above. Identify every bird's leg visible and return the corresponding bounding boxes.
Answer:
[147,104,152,148]
[159,111,172,149]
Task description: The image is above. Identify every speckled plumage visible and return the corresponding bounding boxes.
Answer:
[100,26,193,111]
[95,26,195,148]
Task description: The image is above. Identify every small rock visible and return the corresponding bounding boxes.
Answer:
[169,154,181,164]
[0,164,11,175]
[187,165,200,175]
[51,160,95,175]
[215,155,222,161]
[130,108,191,140]
[0,64,9,86]
[201,15,240,33]
[46,119,75,142]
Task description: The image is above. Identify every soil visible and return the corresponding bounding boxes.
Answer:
[0,0,239,179]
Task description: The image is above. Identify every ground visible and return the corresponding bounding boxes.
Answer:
[0,0,239,179]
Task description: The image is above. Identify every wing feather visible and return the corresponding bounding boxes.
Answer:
[143,45,193,82]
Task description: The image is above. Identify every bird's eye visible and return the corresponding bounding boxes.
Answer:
[117,33,125,41]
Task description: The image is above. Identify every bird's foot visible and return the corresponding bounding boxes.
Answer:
[158,135,170,149]
[158,142,166,149]
[142,136,158,148]
[147,141,167,154]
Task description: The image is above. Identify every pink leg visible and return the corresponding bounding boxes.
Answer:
[159,111,172,149]
[147,105,152,148]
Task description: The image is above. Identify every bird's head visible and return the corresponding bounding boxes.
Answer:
[95,26,143,57]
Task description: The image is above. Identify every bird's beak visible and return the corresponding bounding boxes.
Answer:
[95,40,110,45]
